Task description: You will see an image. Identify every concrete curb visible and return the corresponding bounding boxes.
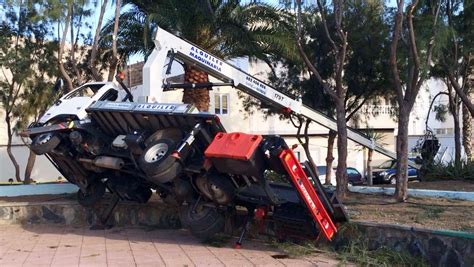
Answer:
[349,186,474,201]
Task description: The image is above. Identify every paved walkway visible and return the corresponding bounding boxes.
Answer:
[0,225,343,266]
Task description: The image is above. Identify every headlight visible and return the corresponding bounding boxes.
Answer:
[380,171,387,176]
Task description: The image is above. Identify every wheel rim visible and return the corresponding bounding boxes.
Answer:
[144,143,169,163]
[37,133,52,145]
[390,177,396,184]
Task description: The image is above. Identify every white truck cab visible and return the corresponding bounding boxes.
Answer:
[39,82,120,124]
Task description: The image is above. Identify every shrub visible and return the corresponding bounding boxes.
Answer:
[422,161,474,181]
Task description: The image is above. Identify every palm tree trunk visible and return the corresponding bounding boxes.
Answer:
[5,116,21,182]
[367,149,373,186]
[463,103,472,161]
[325,130,336,185]
[24,149,36,184]
[183,65,210,112]
[107,0,121,82]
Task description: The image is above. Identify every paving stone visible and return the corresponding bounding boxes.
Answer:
[0,225,344,266]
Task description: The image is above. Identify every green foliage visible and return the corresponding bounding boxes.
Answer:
[265,1,393,119]
[100,0,296,63]
[0,1,58,117]
[433,104,448,122]
[423,161,474,181]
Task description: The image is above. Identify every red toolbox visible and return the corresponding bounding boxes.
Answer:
[205,132,266,177]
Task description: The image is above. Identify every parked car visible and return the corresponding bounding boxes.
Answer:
[316,166,336,186]
[372,160,419,184]
[315,166,365,186]
[346,167,366,186]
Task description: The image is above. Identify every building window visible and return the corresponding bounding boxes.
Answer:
[435,128,454,135]
[214,94,229,115]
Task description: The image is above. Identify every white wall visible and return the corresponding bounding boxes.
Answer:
[0,146,62,183]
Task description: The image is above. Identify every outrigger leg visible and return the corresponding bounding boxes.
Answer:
[90,193,121,230]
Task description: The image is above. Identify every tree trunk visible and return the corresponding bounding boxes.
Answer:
[335,101,348,198]
[395,106,409,202]
[107,0,121,82]
[453,105,462,167]
[58,4,74,92]
[463,103,472,161]
[448,83,462,166]
[24,149,36,184]
[183,65,210,112]
[325,130,337,185]
[89,0,109,81]
[5,116,21,182]
[367,149,373,186]
[69,4,83,85]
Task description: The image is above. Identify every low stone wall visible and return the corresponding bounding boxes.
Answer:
[338,222,474,267]
[0,198,181,229]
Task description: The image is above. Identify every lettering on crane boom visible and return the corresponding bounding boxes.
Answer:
[188,46,223,72]
[244,76,267,95]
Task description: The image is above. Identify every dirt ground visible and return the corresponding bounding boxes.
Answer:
[344,192,474,233]
[369,180,474,192]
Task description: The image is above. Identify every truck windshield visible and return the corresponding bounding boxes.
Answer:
[64,84,104,99]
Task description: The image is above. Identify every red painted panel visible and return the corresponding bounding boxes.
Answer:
[204,132,262,160]
[278,148,337,241]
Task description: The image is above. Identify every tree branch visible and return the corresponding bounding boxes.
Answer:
[447,70,474,117]
[406,0,420,98]
[58,3,74,92]
[316,0,337,52]
[89,0,109,81]
[295,0,338,100]
[389,0,404,104]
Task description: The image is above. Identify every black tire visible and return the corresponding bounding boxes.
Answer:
[138,138,182,183]
[179,202,225,240]
[31,132,60,155]
[145,128,182,146]
[77,182,106,207]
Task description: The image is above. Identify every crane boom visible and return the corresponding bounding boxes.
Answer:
[142,27,415,167]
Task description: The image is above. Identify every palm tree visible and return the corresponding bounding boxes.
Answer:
[100,0,295,111]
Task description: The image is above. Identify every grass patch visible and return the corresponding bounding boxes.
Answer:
[203,234,232,247]
[418,206,445,219]
[334,223,428,267]
[269,240,329,258]
[336,240,427,267]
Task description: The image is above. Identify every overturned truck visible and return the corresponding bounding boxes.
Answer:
[25,26,416,243]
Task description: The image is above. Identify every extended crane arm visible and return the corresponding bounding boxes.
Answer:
[142,27,415,167]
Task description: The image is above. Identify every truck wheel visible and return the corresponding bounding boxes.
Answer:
[31,132,60,155]
[145,128,183,146]
[138,138,182,183]
[77,182,106,207]
[180,202,225,240]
